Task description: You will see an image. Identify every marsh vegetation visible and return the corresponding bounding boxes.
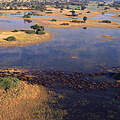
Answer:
[0,1,120,120]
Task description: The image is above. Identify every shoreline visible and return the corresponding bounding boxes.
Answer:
[0,15,120,29]
[1,13,120,29]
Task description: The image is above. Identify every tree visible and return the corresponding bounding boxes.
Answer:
[83,16,87,23]
[71,10,75,16]
[81,5,86,10]
[30,24,44,33]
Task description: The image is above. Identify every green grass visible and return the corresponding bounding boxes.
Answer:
[100,20,111,23]
[50,19,57,22]
[5,36,16,41]
[36,31,45,35]
[0,77,19,91]
[70,20,82,23]
[60,23,69,25]
[25,30,35,34]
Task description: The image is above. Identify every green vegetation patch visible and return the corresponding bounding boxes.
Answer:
[5,36,16,41]
[60,23,69,25]
[46,12,53,14]
[12,29,18,32]
[70,20,82,23]
[25,30,35,34]
[36,31,45,35]
[0,77,19,91]
[31,24,44,32]
[100,20,111,23]
[50,19,57,22]
[23,14,31,18]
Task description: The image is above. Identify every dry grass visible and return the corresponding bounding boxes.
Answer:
[0,8,120,29]
[0,81,49,120]
[0,68,67,120]
[0,8,98,18]
[0,31,51,47]
[0,81,66,120]
[33,17,120,29]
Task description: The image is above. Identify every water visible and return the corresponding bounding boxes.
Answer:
[87,5,120,13]
[0,15,120,119]
[0,24,120,72]
[88,14,120,23]
[0,18,34,30]
[2,12,120,23]
[3,13,72,19]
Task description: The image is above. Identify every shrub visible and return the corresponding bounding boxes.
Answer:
[0,77,19,91]
[25,30,35,34]
[46,9,52,11]
[83,16,87,23]
[12,29,18,32]
[50,19,57,21]
[36,31,45,35]
[6,36,16,41]
[75,8,80,10]
[23,14,31,18]
[100,20,111,23]
[70,20,81,23]
[60,23,69,25]
[24,19,32,23]
[46,12,53,14]
[31,24,44,32]
[83,27,87,29]
[86,11,91,13]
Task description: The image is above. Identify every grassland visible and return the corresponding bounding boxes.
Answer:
[0,31,51,47]
[0,69,67,120]
[33,18,120,29]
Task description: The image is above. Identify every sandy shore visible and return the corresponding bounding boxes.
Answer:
[0,31,51,47]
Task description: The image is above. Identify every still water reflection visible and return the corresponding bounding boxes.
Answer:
[0,18,34,30]
[0,28,120,72]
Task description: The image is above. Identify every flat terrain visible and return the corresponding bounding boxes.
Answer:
[33,18,120,29]
[0,31,51,47]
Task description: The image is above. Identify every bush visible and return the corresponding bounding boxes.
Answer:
[23,14,31,18]
[83,27,87,29]
[31,24,44,32]
[46,12,53,14]
[100,20,111,23]
[36,31,45,35]
[86,11,91,13]
[12,29,18,32]
[60,23,69,25]
[25,30,35,34]
[70,20,81,23]
[83,16,87,23]
[6,36,16,41]
[50,19,57,21]
[0,77,19,91]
